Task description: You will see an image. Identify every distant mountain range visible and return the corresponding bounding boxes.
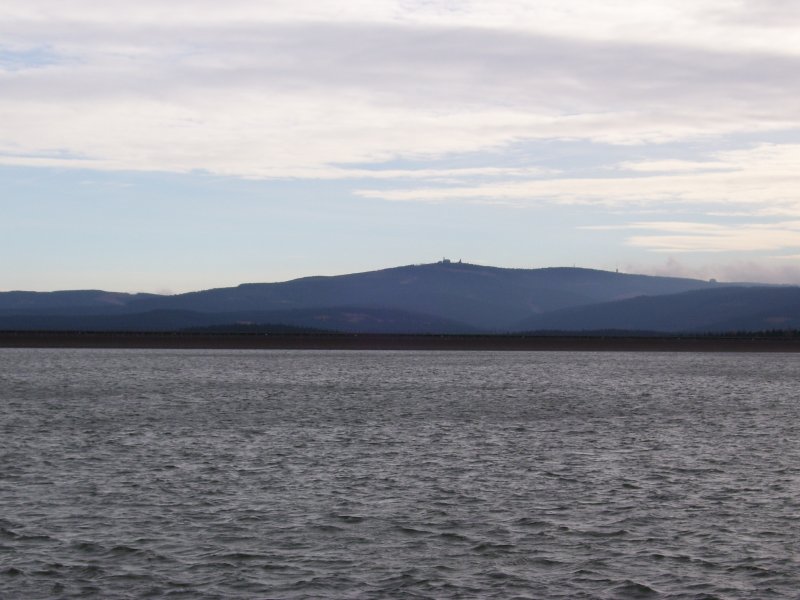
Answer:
[1,261,797,334]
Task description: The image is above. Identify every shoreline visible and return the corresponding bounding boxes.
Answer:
[2,331,800,352]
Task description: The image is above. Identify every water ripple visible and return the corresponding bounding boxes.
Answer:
[2,348,800,598]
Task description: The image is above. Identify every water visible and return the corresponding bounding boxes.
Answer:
[1,348,799,599]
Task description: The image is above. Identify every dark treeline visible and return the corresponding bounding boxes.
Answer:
[521,329,800,338]
[3,329,800,352]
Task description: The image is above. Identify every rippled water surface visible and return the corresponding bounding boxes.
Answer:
[2,349,800,598]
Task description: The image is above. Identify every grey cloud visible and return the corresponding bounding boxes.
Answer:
[177,24,800,114]
[5,21,800,119]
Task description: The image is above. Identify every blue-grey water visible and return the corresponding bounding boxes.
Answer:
[1,349,799,599]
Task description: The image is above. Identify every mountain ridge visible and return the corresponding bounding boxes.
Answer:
[0,262,792,334]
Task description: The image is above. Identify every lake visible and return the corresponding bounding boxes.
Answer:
[2,349,799,598]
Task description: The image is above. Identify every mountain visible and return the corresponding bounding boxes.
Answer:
[0,290,160,314]
[117,261,724,331]
[517,286,800,333]
[0,261,787,334]
[0,307,477,335]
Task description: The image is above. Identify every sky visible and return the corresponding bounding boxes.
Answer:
[3,0,800,292]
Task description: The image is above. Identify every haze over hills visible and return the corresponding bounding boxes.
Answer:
[518,286,800,333]
[0,261,795,334]
[0,290,160,314]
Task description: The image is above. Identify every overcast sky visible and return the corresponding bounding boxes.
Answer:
[3,0,800,291]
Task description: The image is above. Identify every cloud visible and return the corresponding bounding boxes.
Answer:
[585,219,800,254]
[625,222,800,253]
[358,144,800,215]
[712,0,800,28]
[1,2,800,180]
[4,1,800,54]
[615,159,731,173]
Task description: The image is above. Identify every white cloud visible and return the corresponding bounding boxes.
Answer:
[4,0,800,54]
[584,219,800,254]
[616,159,731,173]
[625,222,800,253]
[1,1,800,181]
[358,144,800,214]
